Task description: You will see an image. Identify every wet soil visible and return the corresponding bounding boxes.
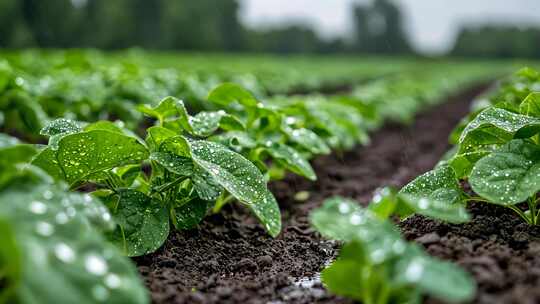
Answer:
[136,83,536,304]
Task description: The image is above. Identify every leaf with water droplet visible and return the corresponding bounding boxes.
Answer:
[207,83,259,108]
[188,139,280,236]
[0,178,148,304]
[33,130,149,186]
[519,92,540,117]
[310,197,401,263]
[106,189,169,257]
[394,245,476,303]
[458,107,540,155]
[470,139,540,205]
[138,96,190,128]
[173,198,211,230]
[40,118,82,150]
[282,126,330,155]
[264,142,316,181]
[399,165,463,206]
[150,152,193,176]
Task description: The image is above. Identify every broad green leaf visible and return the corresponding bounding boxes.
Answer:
[0,134,36,166]
[395,246,476,303]
[30,147,65,181]
[40,118,81,137]
[207,83,259,107]
[397,194,470,224]
[138,96,190,128]
[458,107,540,154]
[188,140,281,236]
[0,183,148,304]
[368,187,398,220]
[310,197,404,264]
[282,126,330,155]
[146,126,177,150]
[189,111,244,137]
[84,121,125,134]
[33,130,149,185]
[173,198,210,230]
[192,165,223,201]
[519,92,540,117]
[40,118,82,150]
[265,142,316,181]
[399,165,463,205]
[189,140,266,203]
[322,259,365,301]
[210,131,257,150]
[150,152,193,176]
[448,150,490,179]
[107,189,169,257]
[470,139,540,205]
[249,190,282,237]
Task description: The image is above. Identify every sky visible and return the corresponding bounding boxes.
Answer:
[240,0,540,54]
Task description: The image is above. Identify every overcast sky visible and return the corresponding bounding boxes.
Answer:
[240,0,540,54]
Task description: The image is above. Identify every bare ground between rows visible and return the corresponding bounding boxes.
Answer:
[135,84,498,304]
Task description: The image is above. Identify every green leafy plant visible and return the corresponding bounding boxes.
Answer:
[0,153,148,304]
[310,196,475,304]
[33,97,284,256]
[405,68,540,225]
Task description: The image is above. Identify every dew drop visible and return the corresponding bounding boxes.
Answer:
[30,201,47,214]
[54,243,76,263]
[85,254,108,276]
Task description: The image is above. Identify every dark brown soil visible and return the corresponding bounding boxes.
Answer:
[134,83,518,304]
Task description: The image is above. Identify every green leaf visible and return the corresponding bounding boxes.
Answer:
[519,92,540,117]
[173,198,210,230]
[282,126,330,155]
[107,189,169,257]
[189,111,244,137]
[470,139,540,205]
[150,152,193,176]
[310,197,404,264]
[265,142,316,181]
[192,165,223,201]
[397,194,470,224]
[146,126,177,151]
[321,259,365,301]
[458,107,540,154]
[249,189,282,237]
[207,83,259,107]
[40,118,82,150]
[0,183,148,304]
[0,134,36,166]
[395,246,476,303]
[399,165,463,205]
[138,96,190,128]
[84,121,125,134]
[368,187,398,220]
[188,140,281,236]
[33,130,149,185]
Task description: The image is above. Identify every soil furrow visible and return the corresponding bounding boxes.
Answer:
[135,84,488,304]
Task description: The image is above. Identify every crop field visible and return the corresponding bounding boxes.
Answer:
[1,49,540,304]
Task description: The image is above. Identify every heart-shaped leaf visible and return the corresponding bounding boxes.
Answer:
[470,139,540,205]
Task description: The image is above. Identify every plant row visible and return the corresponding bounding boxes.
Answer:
[0,53,503,303]
[311,67,540,303]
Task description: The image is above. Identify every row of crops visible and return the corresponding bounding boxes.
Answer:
[0,50,529,303]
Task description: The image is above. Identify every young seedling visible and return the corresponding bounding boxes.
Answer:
[310,196,475,304]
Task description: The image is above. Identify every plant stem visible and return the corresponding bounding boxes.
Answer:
[528,196,538,225]
[508,205,532,224]
[152,176,188,194]
[213,194,234,213]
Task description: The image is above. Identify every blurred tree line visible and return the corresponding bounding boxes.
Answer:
[452,25,540,59]
[0,0,416,55]
[2,0,537,58]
